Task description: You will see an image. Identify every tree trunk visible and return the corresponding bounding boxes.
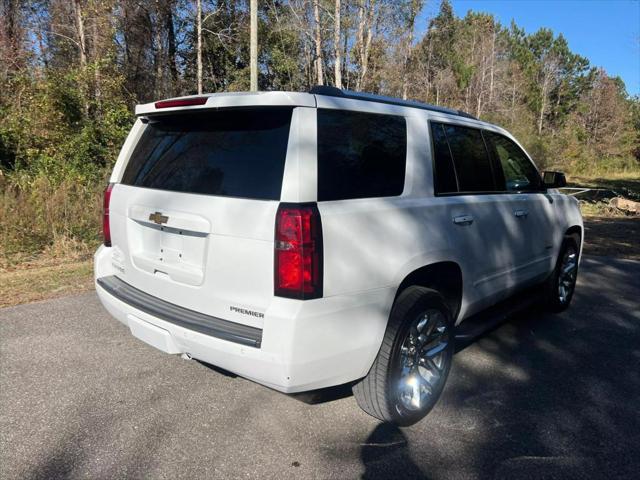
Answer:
[196,0,203,94]
[343,29,349,89]
[334,0,341,88]
[356,0,374,90]
[313,0,324,85]
[91,5,101,114]
[122,4,131,71]
[154,0,163,97]
[476,46,487,117]
[73,0,87,67]
[538,72,549,135]
[1,0,25,77]
[356,1,364,89]
[72,0,88,115]
[402,0,420,100]
[250,0,258,91]
[464,28,476,111]
[538,93,546,135]
[510,76,517,125]
[305,42,313,88]
[489,26,495,104]
[425,40,432,100]
[165,2,178,94]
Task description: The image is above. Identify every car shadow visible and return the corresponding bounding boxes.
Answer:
[350,256,640,478]
[360,423,427,479]
[582,217,640,260]
[289,381,356,404]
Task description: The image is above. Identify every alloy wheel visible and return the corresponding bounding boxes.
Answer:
[397,308,451,412]
[558,246,578,304]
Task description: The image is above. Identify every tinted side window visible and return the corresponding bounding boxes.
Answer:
[317,109,406,201]
[430,123,458,194]
[442,124,496,192]
[122,108,292,200]
[486,132,542,192]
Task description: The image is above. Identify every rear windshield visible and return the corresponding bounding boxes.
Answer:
[122,108,293,200]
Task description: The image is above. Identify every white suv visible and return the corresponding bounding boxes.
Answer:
[95,87,583,426]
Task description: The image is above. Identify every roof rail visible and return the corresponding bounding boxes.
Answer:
[308,85,477,120]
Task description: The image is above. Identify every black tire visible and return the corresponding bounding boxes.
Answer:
[543,235,580,312]
[352,286,454,426]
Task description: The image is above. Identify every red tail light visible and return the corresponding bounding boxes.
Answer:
[155,97,208,109]
[274,203,323,299]
[103,183,114,247]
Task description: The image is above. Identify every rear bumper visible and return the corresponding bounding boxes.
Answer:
[97,276,262,348]
[94,245,394,393]
[96,280,291,390]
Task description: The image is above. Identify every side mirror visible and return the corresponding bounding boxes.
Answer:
[542,171,567,188]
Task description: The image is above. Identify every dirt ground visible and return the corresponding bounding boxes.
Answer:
[582,216,640,260]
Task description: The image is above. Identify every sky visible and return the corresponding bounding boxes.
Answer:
[418,0,640,96]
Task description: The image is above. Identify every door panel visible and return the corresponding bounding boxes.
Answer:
[518,193,556,283]
[483,130,552,287]
[429,121,523,313]
[444,194,524,312]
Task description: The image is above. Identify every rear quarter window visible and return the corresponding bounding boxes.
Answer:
[317,109,407,201]
[121,108,293,200]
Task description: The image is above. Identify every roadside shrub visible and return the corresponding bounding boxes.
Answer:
[0,67,131,267]
[0,174,105,267]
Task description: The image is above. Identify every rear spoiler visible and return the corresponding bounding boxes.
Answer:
[135,91,316,116]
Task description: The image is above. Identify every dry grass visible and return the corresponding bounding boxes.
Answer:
[0,176,101,308]
[0,176,102,267]
[0,259,93,308]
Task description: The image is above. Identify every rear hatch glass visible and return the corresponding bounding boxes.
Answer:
[122,108,293,200]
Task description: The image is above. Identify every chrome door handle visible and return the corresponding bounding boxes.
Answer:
[514,209,529,218]
[453,215,474,226]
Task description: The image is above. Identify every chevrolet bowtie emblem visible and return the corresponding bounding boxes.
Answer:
[149,212,169,225]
